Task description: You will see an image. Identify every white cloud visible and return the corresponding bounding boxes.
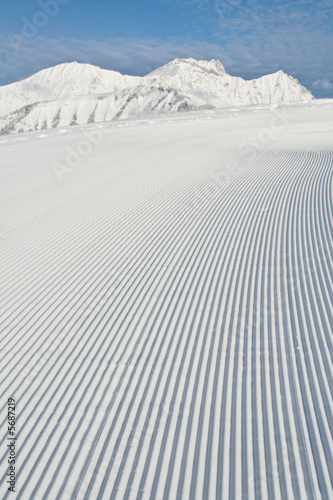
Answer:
[313,79,333,90]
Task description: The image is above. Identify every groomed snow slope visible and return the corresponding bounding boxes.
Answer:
[0,100,332,500]
[0,58,313,134]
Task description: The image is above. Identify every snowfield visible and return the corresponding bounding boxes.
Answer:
[0,100,332,500]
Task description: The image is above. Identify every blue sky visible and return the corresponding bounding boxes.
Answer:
[0,0,332,97]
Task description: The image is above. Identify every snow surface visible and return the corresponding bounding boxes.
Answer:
[0,99,332,500]
[0,58,313,134]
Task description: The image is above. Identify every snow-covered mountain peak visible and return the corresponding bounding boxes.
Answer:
[0,62,140,103]
[147,57,227,78]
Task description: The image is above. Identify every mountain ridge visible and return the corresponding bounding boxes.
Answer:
[0,58,314,134]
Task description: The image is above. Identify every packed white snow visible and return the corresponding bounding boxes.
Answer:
[0,99,332,500]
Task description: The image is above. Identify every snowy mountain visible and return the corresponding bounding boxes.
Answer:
[0,58,313,134]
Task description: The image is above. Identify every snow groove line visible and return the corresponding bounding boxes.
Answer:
[0,134,211,293]
[0,171,198,373]
[290,153,333,496]
[215,150,299,500]
[0,151,239,410]
[0,151,201,315]
[187,148,287,500]
[100,151,290,500]
[0,129,227,277]
[274,154,307,500]
[123,154,287,499]
[303,155,333,407]
[41,150,274,498]
[0,147,231,336]
[189,151,291,500]
[282,151,332,499]
[0,168,216,473]
[0,129,210,230]
[0,143,332,500]
[0,148,255,492]
[0,149,226,367]
[89,170,259,498]
[61,150,268,498]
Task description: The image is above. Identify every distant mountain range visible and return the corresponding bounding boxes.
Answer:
[0,58,313,134]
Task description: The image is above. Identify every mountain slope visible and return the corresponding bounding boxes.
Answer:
[0,58,313,134]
